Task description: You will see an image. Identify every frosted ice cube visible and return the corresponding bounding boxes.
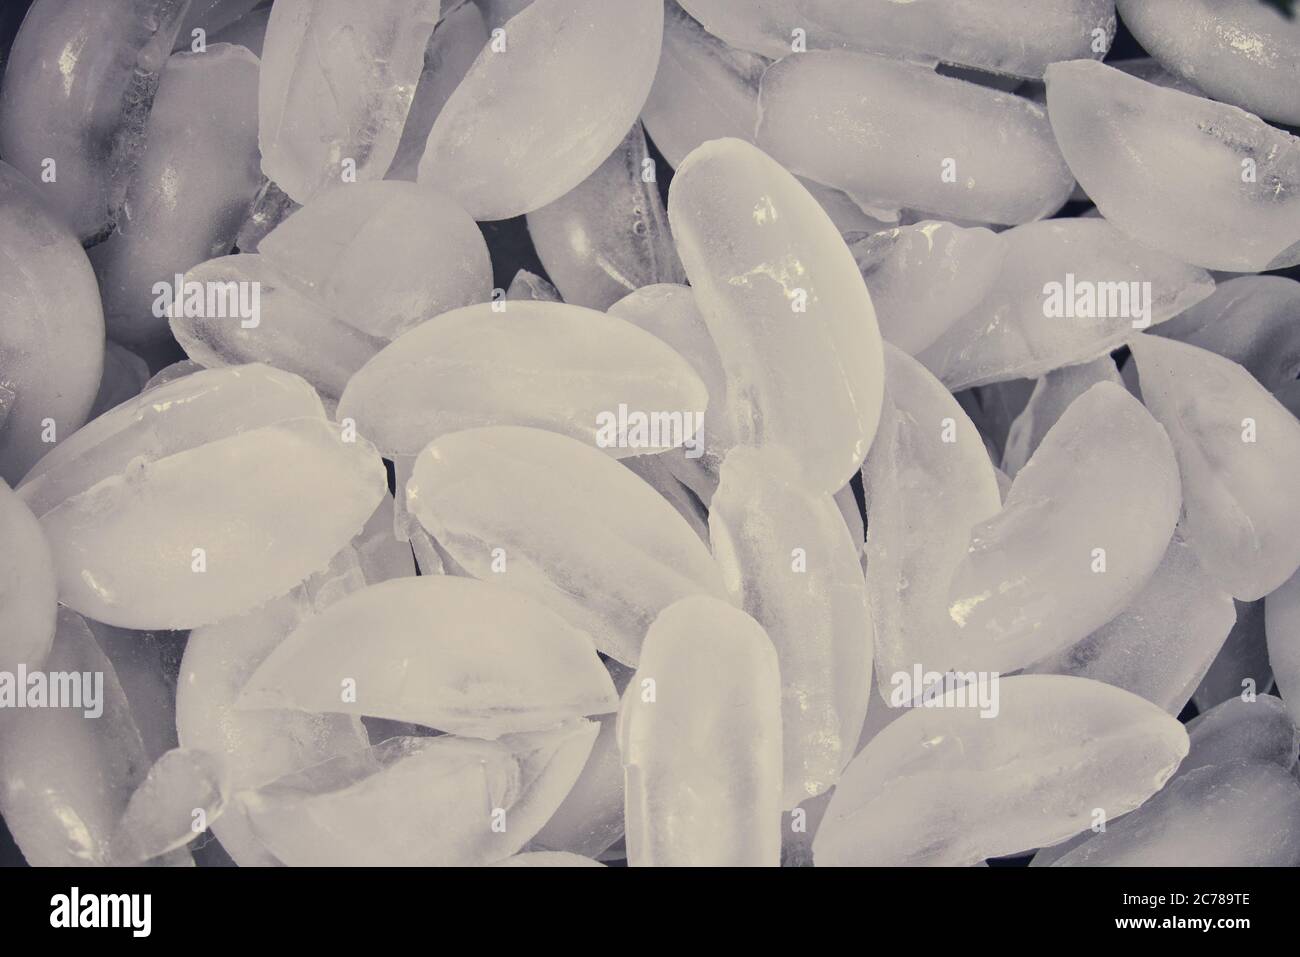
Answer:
[0,478,56,675]
[1131,334,1300,600]
[238,576,617,737]
[1117,0,1300,126]
[813,675,1189,866]
[757,52,1075,226]
[710,447,872,807]
[406,426,728,665]
[338,300,706,459]
[241,722,597,866]
[619,596,783,867]
[418,0,664,220]
[1182,695,1299,777]
[668,138,885,494]
[258,0,441,202]
[1044,60,1300,272]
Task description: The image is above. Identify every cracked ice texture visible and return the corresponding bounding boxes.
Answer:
[241,722,598,866]
[1118,0,1300,127]
[850,222,1004,357]
[710,447,872,808]
[0,479,56,675]
[912,218,1214,391]
[0,0,187,240]
[813,675,1189,867]
[678,0,1113,78]
[861,347,1002,686]
[1153,276,1300,394]
[757,52,1075,227]
[1052,761,1300,867]
[16,365,386,628]
[1131,334,1300,601]
[619,596,783,867]
[0,609,151,866]
[406,426,728,665]
[258,0,441,203]
[338,301,706,459]
[238,577,618,738]
[946,383,1182,674]
[527,122,685,310]
[1045,60,1300,272]
[418,0,664,221]
[258,181,491,341]
[668,137,885,494]
[1267,567,1300,730]
[0,160,104,484]
[1024,535,1236,715]
[88,44,262,347]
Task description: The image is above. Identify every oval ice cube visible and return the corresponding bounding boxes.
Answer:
[258,0,441,202]
[813,675,1189,866]
[678,0,1114,78]
[668,137,885,493]
[18,363,326,520]
[619,596,783,867]
[169,254,386,405]
[1117,0,1300,126]
[0,160,105,484]
[757,52,1074,226]
[1182,695,1299,777]
[418,0,664,220]
[258,181,492,341]
[946,382,1181,673]
[0,608,151,866]
[87,44,262,347]
[850,221,1005,356]
[35,416,386,628]
[1024,535,1235,715]
[339,301,707,459]
[710,447,872,807]
[913,218,1214,390]
[241,722,598,866]
[1044,60,1300,272]
[239,576,617,737]
[1131,334,1300,600]
[0,478,56,675]
[1266,567,1300,730]
[1052,761,1300,867]
[527,122,685,310]
[0,0,188,240]
[861,347,1002,687]
[111,748,231,865]
[1153,276,1300,393]
[406,426,728,665]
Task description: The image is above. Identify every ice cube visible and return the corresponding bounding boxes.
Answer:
[757,52,1075,226]
[418,0,664,220]
[1193,599,1273,714]
[1182,695,1299,777]
[88,342,151,421]
[506,269,562,302]
[258,0,441,202]
[0,478,56,675]
[710,447,872,807]
[338,301,707,459]
[668,137,885,494]
[1131,334,1300,600]
[406,426,728,665]
[238,576,617,738]
[619,596,783,866]
[1266,566,1300,730]
[1117,0,1300,126]
[1001,356,1122,477]
[1044,60,1300,272]
[111,748,230,864]
[813,675,1189,866]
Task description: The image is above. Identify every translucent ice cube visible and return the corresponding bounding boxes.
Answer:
[1001,355,1122,477]
[619,596,783,867]
[111,748,230,864]
[1044,60,1300,272]
[0,478,56,675]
